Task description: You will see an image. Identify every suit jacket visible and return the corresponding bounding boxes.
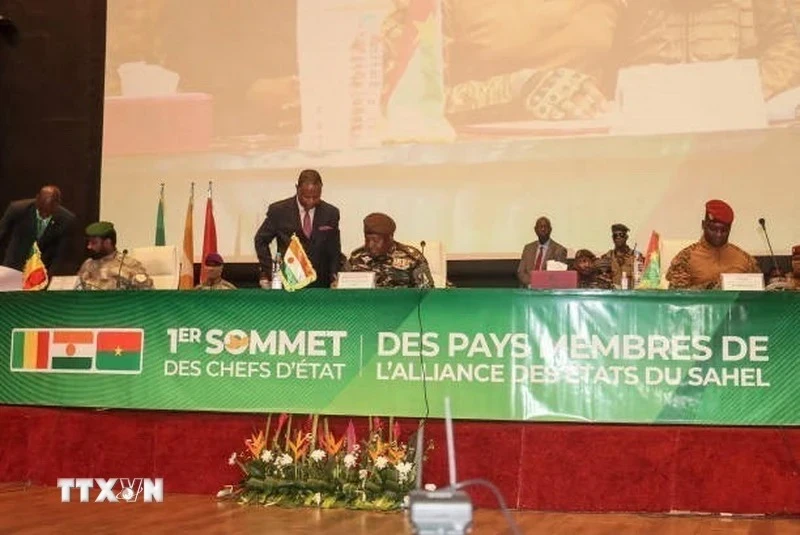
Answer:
[254,196,341,287]
[0,199,77,275]
[517,239,568,287]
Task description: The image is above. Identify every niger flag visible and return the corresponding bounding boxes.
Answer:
[95,331,143,372]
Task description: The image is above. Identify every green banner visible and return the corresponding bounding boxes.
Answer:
[1,289,798,425]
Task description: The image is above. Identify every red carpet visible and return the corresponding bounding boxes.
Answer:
[1,406,798,512]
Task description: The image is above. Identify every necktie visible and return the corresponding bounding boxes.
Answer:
[302,210,312,238]
[533,246,544,271]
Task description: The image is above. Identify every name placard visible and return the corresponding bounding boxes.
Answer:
[721,273,764,292]
[336,272,376,289]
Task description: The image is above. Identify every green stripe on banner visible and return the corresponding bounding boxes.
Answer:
[96,351,141,372]
[51,356,93,370]
[0,290,799,425]
[10,330,25,370]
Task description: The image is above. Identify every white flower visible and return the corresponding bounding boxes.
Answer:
[424,483,437,492]
[358,469,369,480]
[228,452,237,466]
[313,492,322,506]
[403,495,410,508]
[343,453,357,469]
[374,456,389,470]
[310,449,326,462]
[396,461,414,484]
[275,453,293,467]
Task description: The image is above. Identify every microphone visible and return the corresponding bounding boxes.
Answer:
[116,249,129,289]
[420,240,426,256]
[758,218,782,278]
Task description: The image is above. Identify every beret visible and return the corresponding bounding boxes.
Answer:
[204,252,224,266]
[85,221,115,237]
[705,199,734,225]
[363,213,396,236]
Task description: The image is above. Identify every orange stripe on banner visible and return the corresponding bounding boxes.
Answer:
[52,331,94,344]
[23,331,38,369]
[37,331,50,369]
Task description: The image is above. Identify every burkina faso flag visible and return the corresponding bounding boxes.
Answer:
[95,331,143,372]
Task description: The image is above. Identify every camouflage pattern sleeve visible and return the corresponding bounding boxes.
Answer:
[412,256,434,289]
[121,258,154,290]
[745,252,762,275]
[666,247,693,289]
[753,0,800,99]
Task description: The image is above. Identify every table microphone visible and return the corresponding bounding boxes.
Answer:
[420,240,427,258]
[116,249,129,289]
[758,218,782,277]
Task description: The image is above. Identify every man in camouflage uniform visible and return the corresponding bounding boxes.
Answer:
[345,213,434,289]
[195,252,236,290]
[76,222,154,290]
[666,200,761,290]
[600,223,644,287]
[574,249,615,289]
[612,0,800,99]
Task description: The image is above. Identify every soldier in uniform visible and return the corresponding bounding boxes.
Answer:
[600,223,644,287]
[345,213,434,289]
[574,249,615,289]
[666,200,761,290]
[76,222,154,290]
[195,252,236,290]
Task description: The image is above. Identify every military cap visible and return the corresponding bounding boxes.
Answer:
[204,252,224,266]
[85,221,115,237]
[705,199,734,225]
[611,224,629,234]
[363,213,396,235]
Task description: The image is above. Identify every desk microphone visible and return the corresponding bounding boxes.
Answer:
[758,218,781,277]
[420,240,426,257]
[116,249,129,289]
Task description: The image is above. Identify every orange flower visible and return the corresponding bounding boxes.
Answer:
[318,430,345,457]
[287,430,310,462]
[245,430,266,458]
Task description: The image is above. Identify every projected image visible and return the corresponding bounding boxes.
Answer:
[103,0,800,157]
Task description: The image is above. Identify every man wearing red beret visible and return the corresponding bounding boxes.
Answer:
[666,200,761,289]
[789,246,800,290]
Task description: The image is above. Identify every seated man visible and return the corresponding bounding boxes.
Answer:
[666,200,760,290]
[195,252,236,290]
[600,223,643,287]
[345,213,433,289]
[574,249,614,290]
[786,245,800,290]
[76,221,153,290]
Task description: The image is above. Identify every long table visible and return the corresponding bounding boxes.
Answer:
[1,289,798,425]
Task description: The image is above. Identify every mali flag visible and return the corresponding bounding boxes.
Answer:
[11,330,50,370]
[22,242,48,291]
[95,331,143,372]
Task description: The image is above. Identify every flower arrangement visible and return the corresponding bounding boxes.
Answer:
[220,414,433,511]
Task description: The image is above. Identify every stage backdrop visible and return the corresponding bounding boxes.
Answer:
[1,290,799,425]
[99,1,800,261]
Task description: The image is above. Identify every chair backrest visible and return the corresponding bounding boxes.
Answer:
[418,240,447,288]
[130,245,179,290]
[660,239,695,289]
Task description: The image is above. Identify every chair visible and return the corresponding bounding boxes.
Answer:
[418,240,447,288]
[660,239,695,289]
[130,245,179,290]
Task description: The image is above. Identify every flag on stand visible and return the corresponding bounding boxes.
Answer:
[178,184,195,289]
[200,181,218,284]
[22,242,48,291]
[636,231,662,289]
[280,234,317,291]
[154,183,166,246]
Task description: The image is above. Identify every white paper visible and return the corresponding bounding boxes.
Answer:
[720,273,764,292]
[546,260,568,272]
[47,276,78,291]
[0,266,22,292]
[612,60,767,135]
[336,271,376,289]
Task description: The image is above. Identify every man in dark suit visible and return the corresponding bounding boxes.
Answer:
[517,216,568,287]
[0,185,77,275]
[254,170,341,288]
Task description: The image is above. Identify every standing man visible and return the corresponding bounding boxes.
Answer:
[666,200,760,290]
[345,213,433,289]
[517,216,568,287]
[600,223,644,287]
[254,169,341,288]
[76,221,153,290]
[0,185,77,275]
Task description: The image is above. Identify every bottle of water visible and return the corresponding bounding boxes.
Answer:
[620,271,629,290]
[271,252,283,290]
